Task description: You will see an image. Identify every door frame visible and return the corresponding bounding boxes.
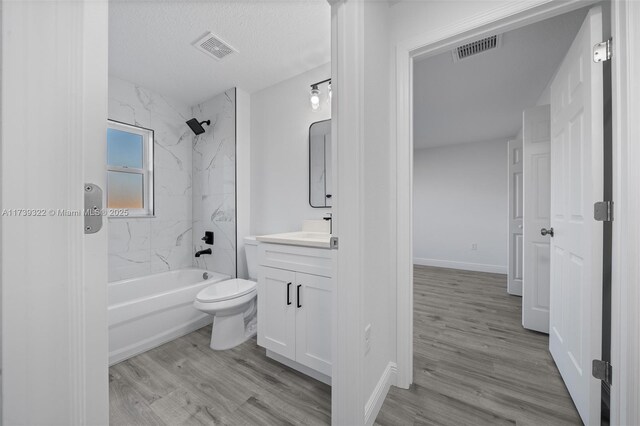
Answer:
[394,1,639,424]
[610,1,640,423]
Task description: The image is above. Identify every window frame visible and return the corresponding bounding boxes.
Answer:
[106,119,155,218]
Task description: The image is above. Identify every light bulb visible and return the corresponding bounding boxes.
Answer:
[310,85,321,111]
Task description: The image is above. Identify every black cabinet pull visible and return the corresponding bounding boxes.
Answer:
[297,284,302,308]
[286,282,292,305]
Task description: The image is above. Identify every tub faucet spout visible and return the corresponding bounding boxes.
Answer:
[195,248,212,257]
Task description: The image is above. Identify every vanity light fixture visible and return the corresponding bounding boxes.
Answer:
[310,85,321,111]
[309,78,331,111]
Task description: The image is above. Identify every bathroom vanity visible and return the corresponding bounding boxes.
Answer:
[255,235,333,385]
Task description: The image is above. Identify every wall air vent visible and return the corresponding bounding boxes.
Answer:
[452,35,502,62]
[193,32,237,61]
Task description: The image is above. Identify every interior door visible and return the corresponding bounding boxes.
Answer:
[257,266,297,359]
[2,1,109,423]
[295,272,332,376]
[522,105,551,333]
[549,6,604,424]
[507,139,524,296]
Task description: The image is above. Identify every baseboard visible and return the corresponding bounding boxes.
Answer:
[413,257,507,274]
[507,280,523,296]
[364,362,397,426]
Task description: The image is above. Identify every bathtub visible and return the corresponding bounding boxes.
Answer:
[108,268,230,365]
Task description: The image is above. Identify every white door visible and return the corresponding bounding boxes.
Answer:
[295,272,332,376]
[549,6,604,424]
[507,139,524,296]
[257,267,297,359]
[522,105,551,333]
[2,1,109,424]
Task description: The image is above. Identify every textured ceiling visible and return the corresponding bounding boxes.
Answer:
[413,7,589,149]
[109,0,331,105]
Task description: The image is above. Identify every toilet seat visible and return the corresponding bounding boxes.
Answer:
[195,278,256,303]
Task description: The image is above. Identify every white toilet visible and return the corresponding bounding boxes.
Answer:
[193,237,259,350]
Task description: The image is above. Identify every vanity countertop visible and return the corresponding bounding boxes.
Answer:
[256,231,331,249]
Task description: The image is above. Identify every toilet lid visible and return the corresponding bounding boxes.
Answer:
[196,279,256,303]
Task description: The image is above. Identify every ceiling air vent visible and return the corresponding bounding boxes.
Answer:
[452,35,501,62]
[193,32,237,61]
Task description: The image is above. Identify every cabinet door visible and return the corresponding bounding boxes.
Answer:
[257,267,296,359]
[295,272,332,376]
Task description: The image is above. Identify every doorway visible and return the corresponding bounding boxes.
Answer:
[394,3,612,425]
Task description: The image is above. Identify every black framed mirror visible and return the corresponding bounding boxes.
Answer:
[309,119,332,208]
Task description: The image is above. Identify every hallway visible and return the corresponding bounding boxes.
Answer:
[376,265,581,425]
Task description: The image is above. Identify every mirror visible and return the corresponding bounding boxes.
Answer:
[309,119,332,208]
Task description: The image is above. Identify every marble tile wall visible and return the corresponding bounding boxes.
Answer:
[192,89,237,277]
[108,77,194,282]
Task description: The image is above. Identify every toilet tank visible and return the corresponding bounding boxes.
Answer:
[244,236,258,280]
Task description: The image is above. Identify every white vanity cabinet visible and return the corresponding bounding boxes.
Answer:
[257,242,333,381]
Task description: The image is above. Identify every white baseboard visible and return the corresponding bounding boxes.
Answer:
[413,257,507,274]
[508,280,523,296]
[364,362,397,426]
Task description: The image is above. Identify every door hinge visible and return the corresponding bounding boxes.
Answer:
[592,359,612,385]
[593,38,612,63]
[594,201,614,222]
[330,236,339,249]
[84,183,103,234]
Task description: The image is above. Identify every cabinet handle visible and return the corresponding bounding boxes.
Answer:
[286,282,292,305]
[297,284,302,308]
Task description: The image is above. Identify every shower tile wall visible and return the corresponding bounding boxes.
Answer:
[108,77,194,281]
[192,89,237,277]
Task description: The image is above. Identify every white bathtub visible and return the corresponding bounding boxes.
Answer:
[108,268,230,365]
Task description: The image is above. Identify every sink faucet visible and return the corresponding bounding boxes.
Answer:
[323,212,333,234]
[195,248,212,258]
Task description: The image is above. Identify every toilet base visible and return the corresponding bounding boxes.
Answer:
[194,286,257,351]
[210,312,256,350]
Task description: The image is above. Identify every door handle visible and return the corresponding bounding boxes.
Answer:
[286,282,292,305]
[296,284,302,308]
[541,227,554,237]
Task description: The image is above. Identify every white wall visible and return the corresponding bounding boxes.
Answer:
[250,63,331,236]
[390,1,592,36]
[390,1,529,44]
[413,140,509,274]
[362,2,396,421]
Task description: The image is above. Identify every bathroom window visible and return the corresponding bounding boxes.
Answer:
[106,120,154,217]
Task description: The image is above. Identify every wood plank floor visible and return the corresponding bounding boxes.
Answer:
[109,327,331,425]
[375,266,581,426]
[109,265,581,425]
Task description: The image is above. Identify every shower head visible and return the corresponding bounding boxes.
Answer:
[186,118,211,135]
